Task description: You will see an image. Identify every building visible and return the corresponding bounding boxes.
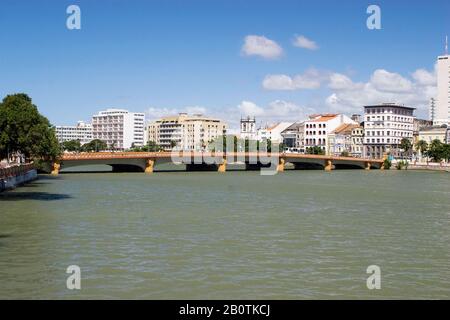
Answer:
[281,122,305,150]
[429,98,437,122]
[240,116,257,140]
[92,109,145,150]
[148,113,227,151]
[363,103,415,158]
[55,121,93,145]
[304,114,357,153]
[257,122,293,144]
[351,126,364,157]
[413,118,433,147]
[431,38,450,125]
[418,126,449,144]
[328,123,363,157]
[351,114,362,124]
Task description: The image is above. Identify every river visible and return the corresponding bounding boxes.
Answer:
[0,167,449,299]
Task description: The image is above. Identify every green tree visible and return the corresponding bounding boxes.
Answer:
[131,141,162,152]
[415,140,428,158]
[383,158,392,169]
[170,140,178,149]
[306,146,325,155]
[81,139,107,152]
[426,139,444,162]
[61,140,81,152]
[0,93,61,161]
[399,138,412,157]
[442,144,450,162]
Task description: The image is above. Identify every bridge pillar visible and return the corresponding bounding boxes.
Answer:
[218,159,227,173]
[365,161,371,170]
[324,159,333,171]
[51,162,60,176]
[277,158,285,172]
[145,159,155,174]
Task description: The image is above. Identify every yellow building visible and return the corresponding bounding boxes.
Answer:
[148,113,227,151]
[418,127,448,144]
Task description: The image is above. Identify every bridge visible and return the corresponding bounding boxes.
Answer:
[51,152,385,175]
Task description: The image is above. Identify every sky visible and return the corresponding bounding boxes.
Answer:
[0,0,449,131]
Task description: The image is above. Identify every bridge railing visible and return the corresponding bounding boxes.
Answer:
[60,151,384,163]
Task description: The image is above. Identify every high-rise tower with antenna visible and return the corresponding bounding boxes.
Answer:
[431,36,450,125]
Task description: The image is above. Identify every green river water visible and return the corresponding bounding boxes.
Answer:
[0,167,449,299]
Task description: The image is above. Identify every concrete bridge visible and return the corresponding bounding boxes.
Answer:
[51,152,385,175]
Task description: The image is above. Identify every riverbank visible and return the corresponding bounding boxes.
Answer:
[0,163,37,192]
[398,162,450,172]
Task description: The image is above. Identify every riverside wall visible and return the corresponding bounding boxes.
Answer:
[0,164,37,192]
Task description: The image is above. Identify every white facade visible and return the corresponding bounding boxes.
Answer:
[240,116,257,140]
[363,103,415,158]
[433,53,450,125]
[304,114,357,153]
[55,121,93,145]
[92,109,145,150]
[257,122,293,144]
[148,113,227,151]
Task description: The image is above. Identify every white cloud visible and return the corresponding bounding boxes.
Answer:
[146,105,207,121]
[325,68,437,116]
[262,74,295,90]
[241,35,283,59]
[237,100,313,125]
[292,35,318,50]
[370,69,413,93]
[263,68,324,90]
[237,100,265,117]
[328,73,355,90]
[412,68,436,86]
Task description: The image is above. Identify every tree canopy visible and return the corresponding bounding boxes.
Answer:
[425,139,450,162]
[0,93,60,161]
[81,139,107,152]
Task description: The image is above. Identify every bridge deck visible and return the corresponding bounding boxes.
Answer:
[61,152,383,163]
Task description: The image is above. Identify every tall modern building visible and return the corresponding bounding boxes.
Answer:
[55,121,93,145]
[148,113,227,151]
[363,103,415,158]
[432,37,450,125]
[91,109,145,150]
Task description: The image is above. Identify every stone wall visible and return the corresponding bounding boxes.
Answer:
[0,164,37,192]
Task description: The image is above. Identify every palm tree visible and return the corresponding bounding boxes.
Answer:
[415,140,428,161]
[399,138,412,159]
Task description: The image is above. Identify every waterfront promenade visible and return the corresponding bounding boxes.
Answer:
[52,152,385,174]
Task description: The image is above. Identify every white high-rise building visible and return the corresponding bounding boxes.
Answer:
[432,37,450,125]
[92,109,145,150]
[55,121,93,145]
[363,103,415,158]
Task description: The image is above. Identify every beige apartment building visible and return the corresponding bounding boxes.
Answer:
[148,113,227,151]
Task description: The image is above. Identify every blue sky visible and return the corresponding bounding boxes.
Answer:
[0,0,449,129]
